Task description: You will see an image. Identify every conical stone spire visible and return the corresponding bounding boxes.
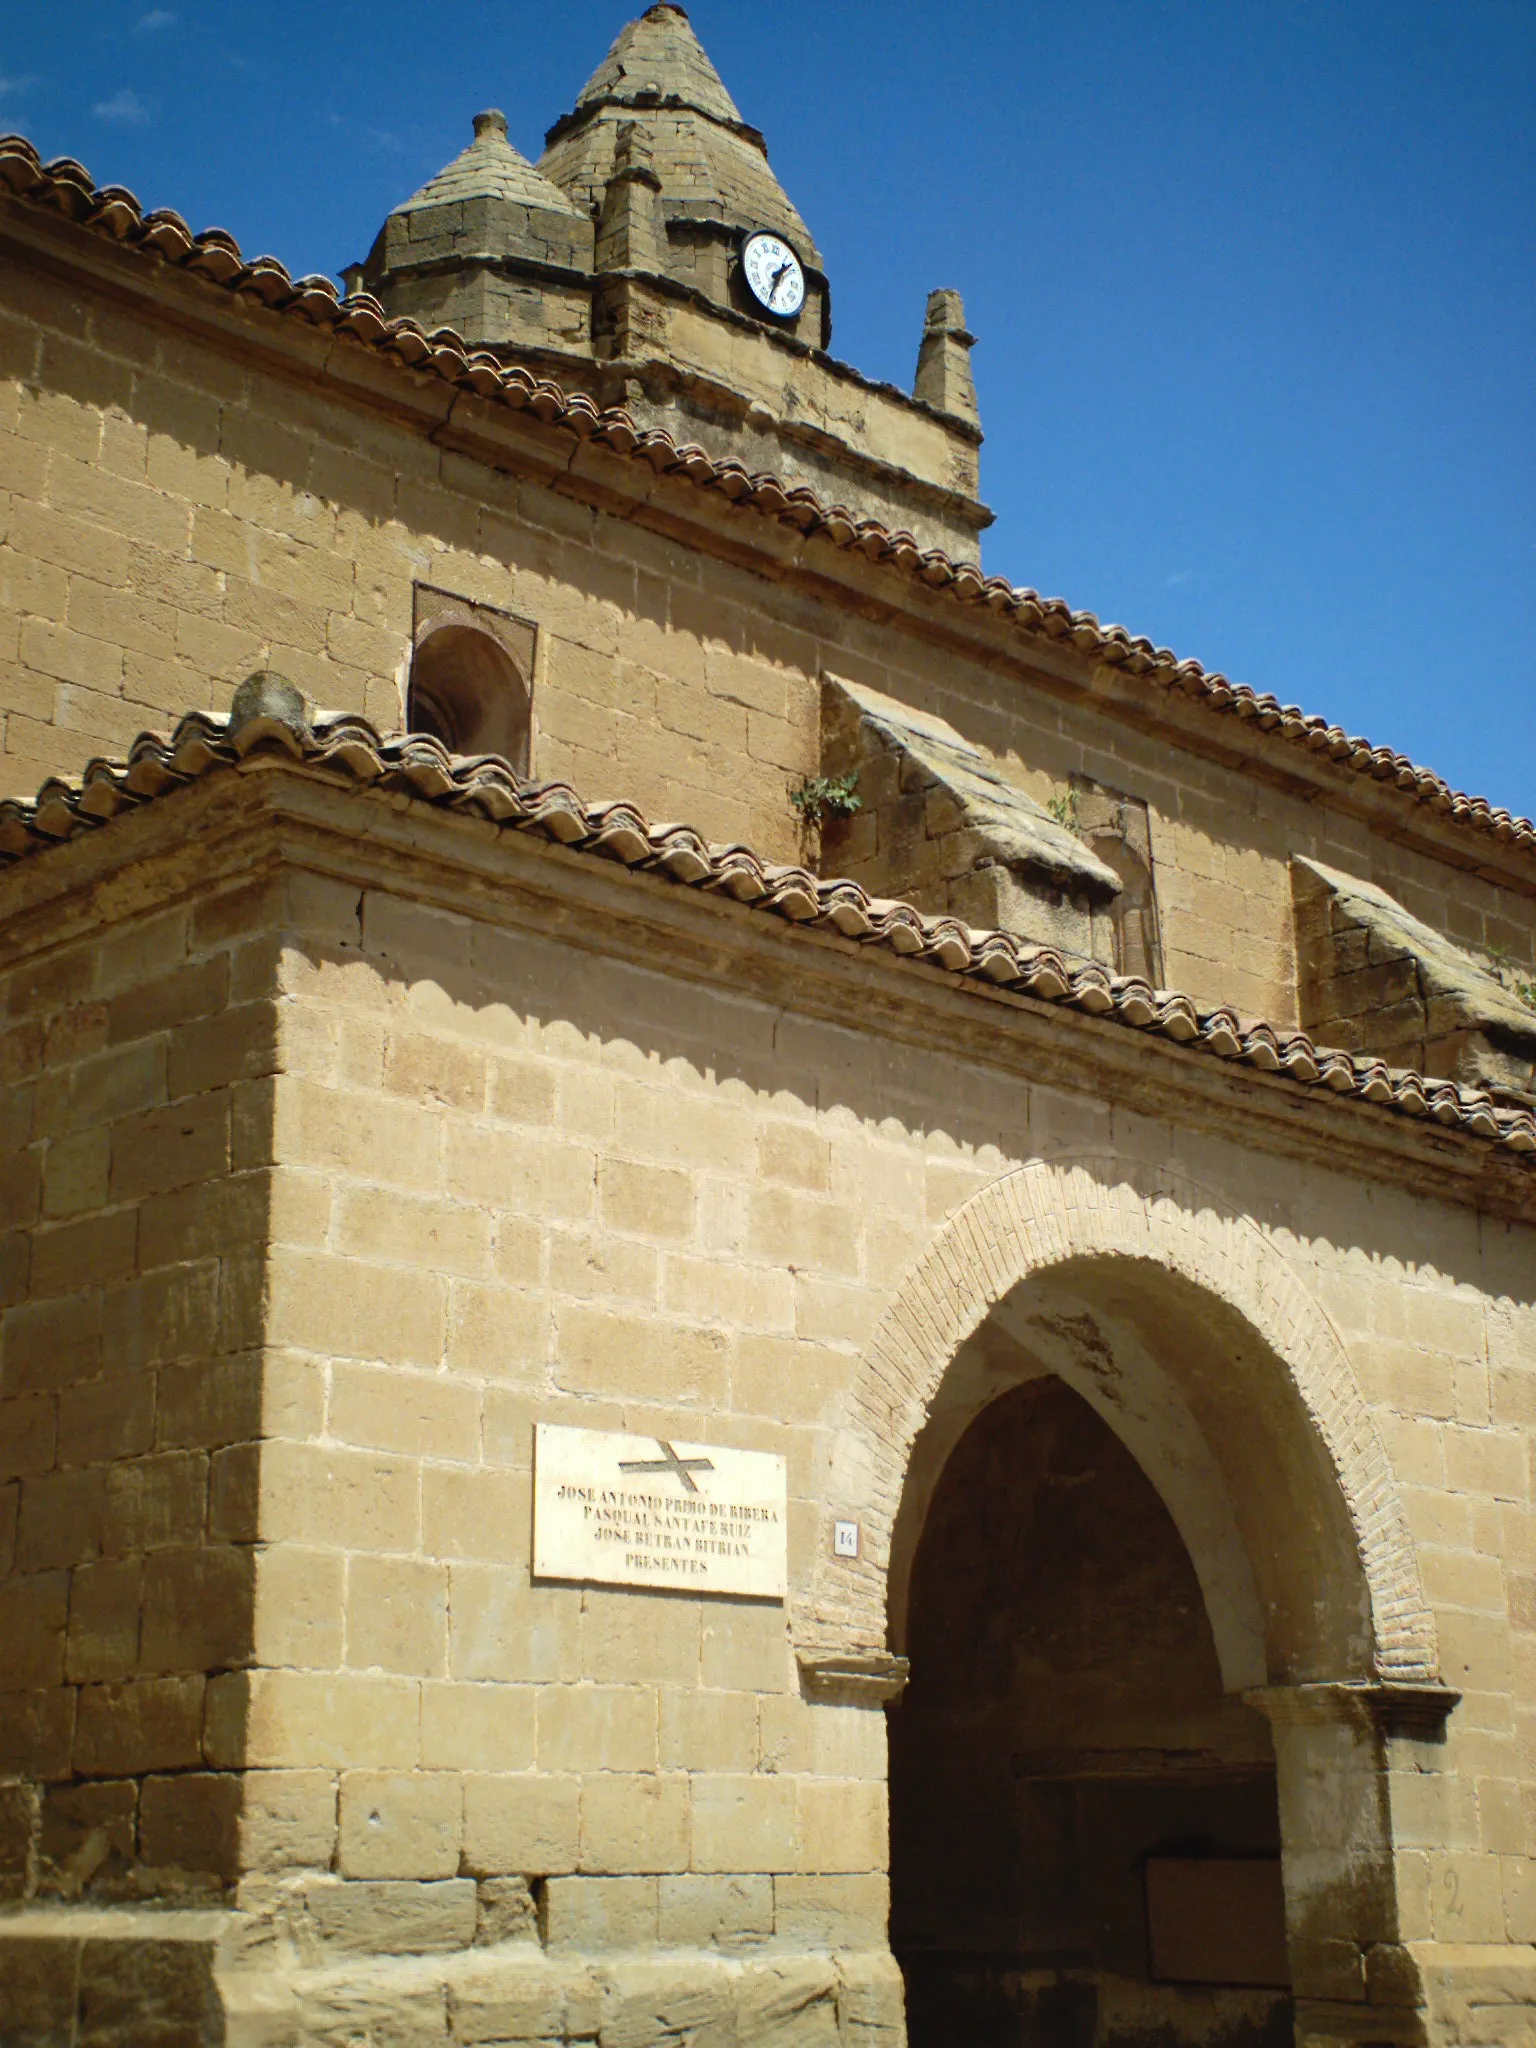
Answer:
[540,3,821,289]
[570,1,742,126]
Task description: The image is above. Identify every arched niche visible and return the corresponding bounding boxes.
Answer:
[1087,830,1164,983]
[886,1267,1272,1691]
[407,620,532,769]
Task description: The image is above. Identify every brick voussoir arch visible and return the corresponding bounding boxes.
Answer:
[802,1156,1440,1683]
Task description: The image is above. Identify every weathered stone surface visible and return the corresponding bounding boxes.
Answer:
[820,673,1122,956]
[734,1959,841,2045]
[38,1781,137,1898]
[0,1776,40,1897]
[1295,856,1536,1100]
[239,1769,340,1873]
[473,1875,539,1949]
[291,1960,452,2047]
[596,1957,735,2048]
[541,1875,659,1955]
[0,1930,81,2035]
[299,1878,480,1957]
[76,1931,225,2047]
[447,1953,573,2042]
[658,1873,773,1951]
[832,1953,906,2046]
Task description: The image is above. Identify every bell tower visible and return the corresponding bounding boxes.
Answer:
[352,4,991,556]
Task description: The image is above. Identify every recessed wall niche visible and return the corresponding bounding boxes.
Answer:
[406,585,537,772]
[1073,775,1166,984]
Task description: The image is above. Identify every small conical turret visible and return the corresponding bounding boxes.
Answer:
[914,289,980,428]
[354,109,593,346]
[398,109,582,218]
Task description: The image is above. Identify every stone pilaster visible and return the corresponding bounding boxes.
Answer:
[1248,1682,1458,2047]
[595,123,667,277]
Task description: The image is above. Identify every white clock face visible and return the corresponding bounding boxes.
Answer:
[742,231,805,318]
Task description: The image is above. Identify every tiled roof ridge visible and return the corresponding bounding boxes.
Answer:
[2,685,1532,1165]
[0,132,1531,865]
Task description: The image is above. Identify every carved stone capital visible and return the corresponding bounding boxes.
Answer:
[796,1652,910,1706]
[1244,1680,1459,1738]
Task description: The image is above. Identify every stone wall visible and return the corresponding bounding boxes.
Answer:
[2,250,1535,1034]
[1294,856,1536,1107]
[0,259,816,861]
[1,772,1534,2040]
[0,871,273,1895]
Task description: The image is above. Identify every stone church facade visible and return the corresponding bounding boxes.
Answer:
[0,9,1533,2045]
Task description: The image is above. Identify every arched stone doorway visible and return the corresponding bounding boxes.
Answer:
[891,1364,1291,2044]
[800,1161,1450,2048]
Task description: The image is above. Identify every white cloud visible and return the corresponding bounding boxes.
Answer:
[134,8,176,28]
[0,74,36,97]
[93,87,150,123]
[1165,570,1193,587]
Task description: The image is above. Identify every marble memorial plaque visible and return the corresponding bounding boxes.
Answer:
[532,1422,787,1599]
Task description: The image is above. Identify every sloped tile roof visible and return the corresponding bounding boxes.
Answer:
[0,132,1531,866]
[1,686,1532,1163]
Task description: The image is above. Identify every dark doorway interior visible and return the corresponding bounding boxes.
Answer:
[889,1375,1294,2048]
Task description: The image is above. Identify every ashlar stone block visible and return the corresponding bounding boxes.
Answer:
[338,1770,462,1880]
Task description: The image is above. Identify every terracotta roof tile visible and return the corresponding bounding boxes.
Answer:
[0,132,1531,865]
[1,683,1532,1166]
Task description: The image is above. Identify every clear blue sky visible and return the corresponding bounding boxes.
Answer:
[5,3,1533,812]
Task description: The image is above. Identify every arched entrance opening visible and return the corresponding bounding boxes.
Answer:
[874,1219,1433,2048]
[803,1164,1443,2046]
[891,1369,1291,2046]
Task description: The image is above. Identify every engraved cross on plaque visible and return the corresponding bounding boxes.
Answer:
[617,1438,716,1494]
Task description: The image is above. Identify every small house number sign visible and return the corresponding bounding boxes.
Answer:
[532,1422,788,1599]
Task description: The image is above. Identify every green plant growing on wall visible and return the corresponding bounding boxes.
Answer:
[1486,944,1536,1010]
[1046,788,1081,835]
[790,771,862,827]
